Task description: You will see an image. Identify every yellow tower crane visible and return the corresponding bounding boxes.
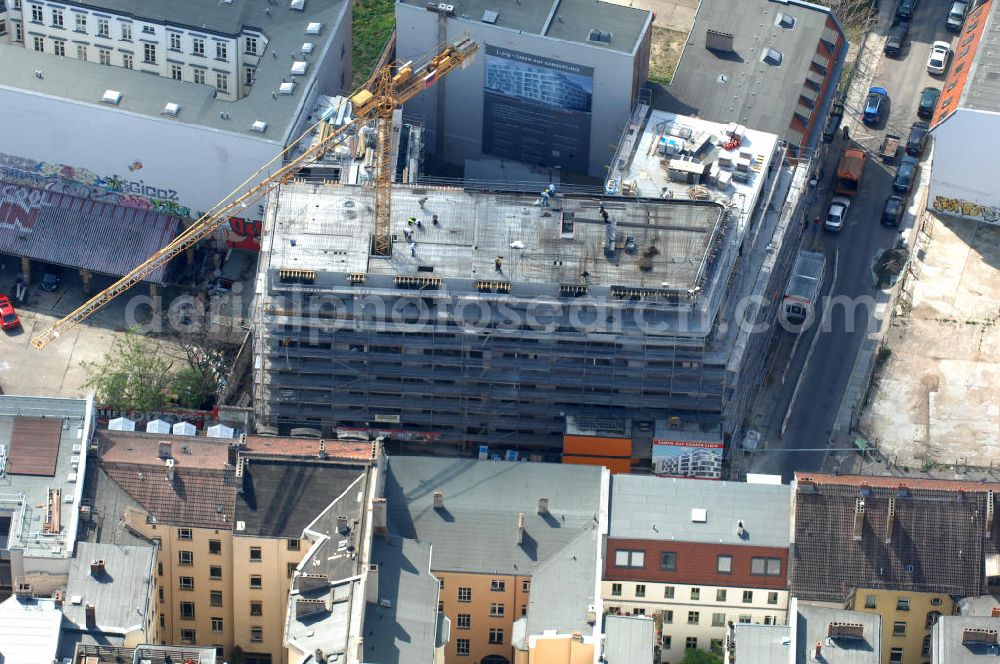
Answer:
[31,35,479,350]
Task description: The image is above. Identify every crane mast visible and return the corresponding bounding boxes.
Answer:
[31,36,478,349]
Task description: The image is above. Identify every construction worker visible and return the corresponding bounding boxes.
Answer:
[495,256,503,272]
[407,217,417,227]
[432,214,439,226]
[540,188,551,207]
[409,241,416,257]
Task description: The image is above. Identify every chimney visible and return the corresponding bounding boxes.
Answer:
[157,441,172,459]
[337,514,350,533]
[165,457,175,484]
[319,439,328,459]
[236,456,246,478]
[90,559,106,577]
[238,433,248,448]
[366,563,379,604]
[372,498,388,537]
[884,497,896,544]
[986,490,995,539]
[85,603,97,628]
[538,497,550,515]
[705,28,734,53]
[962,628,998,645]
[227,443,239,465]
[53,590,64,609]
[433,491,444,509]
[853,497,865,541]
[813,641,822,660]
[314,649,326,664]
[517,512,525,545]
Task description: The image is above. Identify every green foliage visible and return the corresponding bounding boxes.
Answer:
[681,649,724,664]
[352,0,395,89]
[171,366,216,410]
[82,330,174,411]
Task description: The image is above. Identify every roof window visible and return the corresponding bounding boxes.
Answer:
[763,48,782,66]
[101,89,122,105]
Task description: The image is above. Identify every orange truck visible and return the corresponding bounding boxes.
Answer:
[835,148,866,196]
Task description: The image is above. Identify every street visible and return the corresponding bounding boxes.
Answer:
[748,1,959,481]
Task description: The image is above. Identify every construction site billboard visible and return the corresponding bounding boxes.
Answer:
[652,439,723,480]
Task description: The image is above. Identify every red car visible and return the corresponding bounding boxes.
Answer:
[0,295,21,331]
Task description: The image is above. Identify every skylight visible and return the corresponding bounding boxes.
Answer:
[101,89,122,105]
[162,102,180,116]
[279,81,296,95]
[290,0,305,9]
[306,22,322,35]
[251,120,268,133]
[291,61,308,75]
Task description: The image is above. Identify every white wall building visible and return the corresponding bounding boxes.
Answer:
[0,0,351,231]
[394,0,652,179]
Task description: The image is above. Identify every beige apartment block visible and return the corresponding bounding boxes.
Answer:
[847,588,956,664]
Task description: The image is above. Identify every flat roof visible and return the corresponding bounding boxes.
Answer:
[932,615,1000,662]
[795,604,881,664]
[604,615,655,664]
[266,183,726,291]
[522,527,599,639]
[733,624,791,664]
[961,0,1000,113]
[0,597,62,663]
[397,0,650,54]
[63,542,156,634]
[0,0,347,142]
[608,474,791,547]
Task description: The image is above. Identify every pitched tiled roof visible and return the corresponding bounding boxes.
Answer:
[96,429,230,468]
[791,474,1000,602]
[242,436,373,462]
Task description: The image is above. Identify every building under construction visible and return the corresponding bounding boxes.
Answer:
[253,111,807,455]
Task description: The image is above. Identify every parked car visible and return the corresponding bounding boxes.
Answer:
[40,271,61,292]
[896,0,919,20]
[863,87,890,125]
[882,195,907,227]
[917,87,941,119]
[927,41,952,75]
[884,20,910,57]
[906,121,930,157]
[947,0,969,31]
[822,102,845,143]
[0,295,21,331]
[893,155,920,193]
[825,196,852,232]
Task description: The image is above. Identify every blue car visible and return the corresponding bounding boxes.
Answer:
[863,87,889,125]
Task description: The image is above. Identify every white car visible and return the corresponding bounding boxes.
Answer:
[825,196,852,232]
[927,41,952,75]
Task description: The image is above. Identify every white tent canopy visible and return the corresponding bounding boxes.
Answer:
[108,416,135,432]
[146,419,171,434]
[172,421,197,436]
[207,424,235,439]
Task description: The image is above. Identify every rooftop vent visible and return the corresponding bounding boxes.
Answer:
[962,629,998,645]
[433,491,444,509]
[691,508,708,523]
[588,29,613,44]
[251,120,269,133]
[291,61,308,75]
[776,12,795,29]
[828,622,865,640]
[306,22,323,35]
[162,102,180,116]
[302,42,315,54]
[762,48,783,66]
[705,29,734,53]
[101,89,123,105]
[290,0,305,9]
[279,81,296,95]
[482,9,498,23]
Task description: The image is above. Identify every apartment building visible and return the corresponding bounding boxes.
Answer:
[383,456,608,664]
[602,475,792,664]
[846,589,956,664]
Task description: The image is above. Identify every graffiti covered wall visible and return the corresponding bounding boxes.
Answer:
[931,195,1000,225]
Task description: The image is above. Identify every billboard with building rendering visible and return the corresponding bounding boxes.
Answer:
[652,440,723,480]
[481,45,593,173]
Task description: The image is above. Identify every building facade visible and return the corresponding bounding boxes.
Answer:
[846,588,957,664]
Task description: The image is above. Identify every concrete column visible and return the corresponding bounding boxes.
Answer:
[186,247,195,266]
[149,283,159,299]
[20,256,31,284]
[79,269,92,294]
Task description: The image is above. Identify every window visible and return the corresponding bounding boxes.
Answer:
[250,601,262,616]
[121,22,131,41]
[615,550,645,568]
[250,627,263,642]
[122,53,133,69]
[211,617,223,632]
[209,539,222,555]
[214,72,229,92]
[97,17,108,36]
[193,68,205,84]
[921,635,931,656]
[522,579,530,592]
[179,576,194,591]
[180,601,195,619]
[889,647,903,663]
[686,637,698,649]
[635,585,646,598]
[178,550,193,566]
[489,602,505,617]
[171,64,182,80]
[158,586,164,602]
[764,615,776,625]
[142,24,154,34]
[458,587,471,602]
[287,562,297,578]
[250,575,262,589]
[143,42,156,63]
[169,32,181,49]
[739,614,752,624]
[751,557,782,576]
[216,41,227,60]
[0,19,5,36]
[632,607,646,616]
[662,635,672,649]
[897,597,910,611]
[51,8,63,27]
[521,604,527,616]
[75,14,86,32]
[53,40,65,56]
[180,628,196,643]
[491,579,506,592]
[893,621,906,636]
[32,36,43,52]
[457,614,470,630]
[661,551,677,571]
[716,589,727,602]
[456,639,470,656]
[489,628,504,644]
[864,594,877,608]
[15,22,22,42]
[245,66,255,86]
[742,590,753,603]
[767,592,779,605]
[177,528,192,540]
[712,612,726,626]
[210,565,222,580]
[249,546,262,562]
[210,591,223,607]
[610,583,622,597]
[192,37,204,56]
[30,4,42,22]
[288,538,301,551]
[717,555,733,573]
[76,44,87,60]
[688,611,700,625]
[246,36,258,55]
[690,588,701,600]
[925,611,941,629]
[663,610,673,624]
[930,597,942,606]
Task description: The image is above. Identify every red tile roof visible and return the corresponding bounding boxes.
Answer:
[97,430,230,468]
[241,436,373,461]
[796,473,1000,493]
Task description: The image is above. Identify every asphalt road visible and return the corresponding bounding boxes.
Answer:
[749,2,960,481]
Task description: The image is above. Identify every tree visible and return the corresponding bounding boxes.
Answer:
[681,649,723,664]
[82,330,175,410]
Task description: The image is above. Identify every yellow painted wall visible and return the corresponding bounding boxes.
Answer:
[527,635,594,664]
[846,588,955,664]
[437,570,531,663]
